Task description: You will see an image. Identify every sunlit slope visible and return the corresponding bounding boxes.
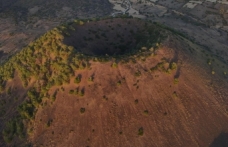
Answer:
[0,17,228,147]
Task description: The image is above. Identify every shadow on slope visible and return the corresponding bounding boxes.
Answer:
[0,51,6,59]
[210,132,228,147]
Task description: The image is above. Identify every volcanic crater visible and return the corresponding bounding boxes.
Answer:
[63,18,162,56]
[0,17,228,147]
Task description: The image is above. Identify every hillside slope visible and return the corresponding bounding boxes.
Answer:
[31,36,228,147]
[0,17,228,147]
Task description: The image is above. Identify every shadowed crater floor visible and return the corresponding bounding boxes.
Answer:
[63,18,162,56]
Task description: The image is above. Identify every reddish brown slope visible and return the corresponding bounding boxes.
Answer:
[29,36,228,147]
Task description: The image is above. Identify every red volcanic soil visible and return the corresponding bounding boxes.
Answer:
[0,19,228,147]
[28,36,228,147]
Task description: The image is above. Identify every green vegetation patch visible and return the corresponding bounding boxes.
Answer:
[138,127,144,136]
[0,17,167,143]
[2,118,25,143]
[80,108,86,114]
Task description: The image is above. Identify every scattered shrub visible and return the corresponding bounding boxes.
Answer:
[80,108,86,114]
[173,91,178,98]
[134,71,141,77]
[111,62,118,68]
[46,119,53,128]
[117,80,122,86]
[166,69,171,74]
[79,89,84,96]
[103,95,108,101]
[143,110,149,115]
[74,76,81,84]
[138,127,144,136]
[69,90,74,94]
[88,76,93,82]
[51,90,58,102]
[150,62,166,72]
[170,62,177,70]
[174,78,179,84]
[134,99,139,104]
[61,87,65,91]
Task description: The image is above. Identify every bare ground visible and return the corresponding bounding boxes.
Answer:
[21,36,228,147]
